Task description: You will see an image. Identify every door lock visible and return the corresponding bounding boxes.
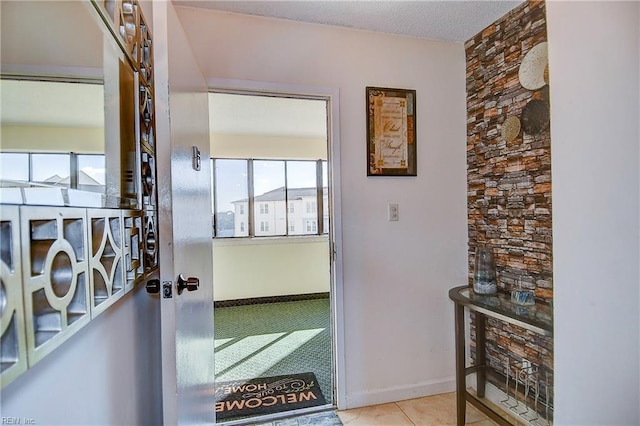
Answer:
[145,279,160,294]
[177,274,199,295]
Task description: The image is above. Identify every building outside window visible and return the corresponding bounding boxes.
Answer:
[305,219,317,233]
[306,201,316,213]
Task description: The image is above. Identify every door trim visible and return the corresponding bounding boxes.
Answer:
[208,78,346,410]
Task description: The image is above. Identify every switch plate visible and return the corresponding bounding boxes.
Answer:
[388,203,399,221]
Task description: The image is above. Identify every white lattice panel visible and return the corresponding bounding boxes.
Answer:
[123,210,144,292]
[20,206,91,366]
[0,206,27,387]
[143,209,157,273]
[88,209,125,318]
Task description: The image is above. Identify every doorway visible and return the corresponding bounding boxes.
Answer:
[208,91,337,424]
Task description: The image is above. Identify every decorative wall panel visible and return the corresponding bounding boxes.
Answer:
[123,210,144,292]
[465,0,553,419]
[88,209,125,317]
[0,0,158,388]
[141,150,156,208]
[0,206,27,387]
[20,206,91,366]
[143,210,157,273]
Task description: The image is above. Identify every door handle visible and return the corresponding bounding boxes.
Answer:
[177,274,199,295]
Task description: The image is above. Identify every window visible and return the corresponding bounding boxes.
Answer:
[32,154,71,186]
[0,153,28,182]
[305,220,317,233]
[212,158,328,238]
[77,154,106,193]
[306,201,316,214]
[0,152,106,192]
[253,160,284,236]
[213,159,248,237]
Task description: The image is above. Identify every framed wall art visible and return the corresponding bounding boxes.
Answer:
[366,86,417,176]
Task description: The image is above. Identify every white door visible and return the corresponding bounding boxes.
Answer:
[154,2,215,424]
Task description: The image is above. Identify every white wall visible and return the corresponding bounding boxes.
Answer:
[547,1,640,424]
[213,238,330,300]
[0,286,163,425]
[176,8,468,408]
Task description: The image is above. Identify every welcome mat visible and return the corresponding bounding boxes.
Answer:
[214,372,326,421]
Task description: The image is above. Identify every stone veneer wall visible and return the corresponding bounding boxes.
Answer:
[465,0,553,404]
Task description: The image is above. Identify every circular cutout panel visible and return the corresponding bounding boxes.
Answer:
[519,42,548,90]
[0,277,7,319]
[50,251,73,298]
[502,116,521,142]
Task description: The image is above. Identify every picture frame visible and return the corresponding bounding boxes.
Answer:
[366,86,417,176]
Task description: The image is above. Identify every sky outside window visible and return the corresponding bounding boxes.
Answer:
[31,153,70,184]
[0,153,28,181]
[78,155,106,185]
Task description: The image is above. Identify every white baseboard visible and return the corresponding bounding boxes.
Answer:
[343,377,456,409]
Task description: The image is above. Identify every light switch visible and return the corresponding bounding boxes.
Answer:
[388,203,399,221]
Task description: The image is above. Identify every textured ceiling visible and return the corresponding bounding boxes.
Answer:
[173,0,520,42]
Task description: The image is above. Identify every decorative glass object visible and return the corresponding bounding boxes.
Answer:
[511,288,535,306]
[473,245,497,294]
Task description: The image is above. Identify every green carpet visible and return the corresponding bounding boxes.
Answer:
[214,298,333,417]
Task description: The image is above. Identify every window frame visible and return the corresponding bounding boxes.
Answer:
[211,157,328,239]
[0,151,105,190]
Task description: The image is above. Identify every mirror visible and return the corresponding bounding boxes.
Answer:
[0,0,138,209]
[0,0,157,389]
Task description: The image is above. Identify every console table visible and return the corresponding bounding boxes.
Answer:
[448,285,553,426]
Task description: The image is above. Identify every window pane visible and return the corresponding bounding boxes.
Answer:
[322,160,329,234]
[0,153,29,183]
[77,154,106,193]
[286,161,317,235]
[253,160,285,236]
[215,159,248,237]
[32,153,70,186]
[322,160,328,188]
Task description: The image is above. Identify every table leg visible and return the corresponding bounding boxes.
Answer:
[476,312,487,398]
[454,302,466,426]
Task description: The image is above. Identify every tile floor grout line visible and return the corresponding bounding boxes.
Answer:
[394,402,417,425]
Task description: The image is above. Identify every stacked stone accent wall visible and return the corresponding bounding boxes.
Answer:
[465,0,553,404]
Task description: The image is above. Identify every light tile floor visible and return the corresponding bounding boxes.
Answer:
[336,392,499,426]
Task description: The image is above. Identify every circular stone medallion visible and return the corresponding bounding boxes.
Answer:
[501,116,521,142]
[519,42,549,90]
[521,100,550,135]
